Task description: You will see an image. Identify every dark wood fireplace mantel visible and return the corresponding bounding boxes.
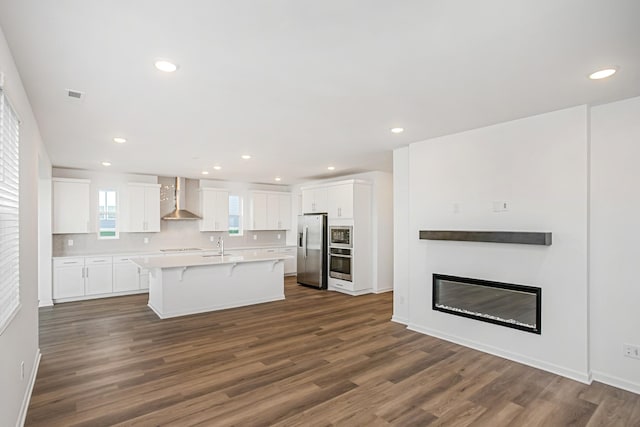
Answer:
[419,230,552,246]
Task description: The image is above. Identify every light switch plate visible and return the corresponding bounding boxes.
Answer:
[67,239,74,247]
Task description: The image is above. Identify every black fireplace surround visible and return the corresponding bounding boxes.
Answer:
[433,274,542,334]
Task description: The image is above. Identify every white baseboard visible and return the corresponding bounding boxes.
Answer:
[592,370,640,395]
[38,299,53,308]
[391,315,409,325]
[373,287,393,294]
[16,348,41,427]
[407,323,591,384]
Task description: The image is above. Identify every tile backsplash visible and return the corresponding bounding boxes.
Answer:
[53,219,290,256]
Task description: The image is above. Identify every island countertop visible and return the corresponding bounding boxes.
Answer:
[130,253,293,270]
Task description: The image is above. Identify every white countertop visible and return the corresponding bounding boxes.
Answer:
[52,245,296,260]
[130,253,293,269]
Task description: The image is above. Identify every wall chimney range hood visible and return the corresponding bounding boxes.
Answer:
[161,177,202,220]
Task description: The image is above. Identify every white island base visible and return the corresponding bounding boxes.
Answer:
[134,254,287,319]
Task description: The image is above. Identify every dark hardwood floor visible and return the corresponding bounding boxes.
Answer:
[27,277,640,426]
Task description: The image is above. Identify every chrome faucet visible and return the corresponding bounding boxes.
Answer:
[217,236,224,256]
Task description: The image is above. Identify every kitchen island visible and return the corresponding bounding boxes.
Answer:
[131,253,291,319]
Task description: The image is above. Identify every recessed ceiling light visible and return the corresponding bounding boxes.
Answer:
[241,154,251,160]
[391,127,404,134]
[589,68,617,80]
[202,171,209,175]
[213,165,222,170]
[154,60,178,73]
[327,166,336,171]
[275,177,281,182]
[113,137,126,144]
[101,161,111,167]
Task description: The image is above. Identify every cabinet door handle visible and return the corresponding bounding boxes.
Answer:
[86,267,89,278]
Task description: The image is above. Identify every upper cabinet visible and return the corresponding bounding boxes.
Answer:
[302,180,370,220]
[301,187,328,214]
[53,178,91,234]
[248,191,292,230]
[199,188,229,231]
[327,183,354,219]
[128,183,161,232]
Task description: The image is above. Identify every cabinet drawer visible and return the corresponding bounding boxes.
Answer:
[53,258,84,268]
[86,256,113,265]
[331,280,355,292]
[113,255,135,263]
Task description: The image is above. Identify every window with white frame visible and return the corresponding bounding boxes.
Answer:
[228,194,243,235]
[0,88,20,334]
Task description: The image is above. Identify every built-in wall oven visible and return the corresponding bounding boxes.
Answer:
[329,226,353,281]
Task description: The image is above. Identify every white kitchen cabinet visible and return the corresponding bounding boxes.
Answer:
[249,191,291,230]
[128,183,161,232]
[328,183,354,219]
[301,187,328,214]
[113,256,140,292]
[266,193,291,230]
[85,256,113,295]
[53,258,85,299]
[249,192,268,230]
[199,188,229,231]
[52,178,91,234]
[279,247,296,275]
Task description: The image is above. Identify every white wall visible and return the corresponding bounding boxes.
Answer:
[0,24,45,427]
[392,147,409,323]
[590,96,640,394]
[37,152,52,307]
[398,106,590,382]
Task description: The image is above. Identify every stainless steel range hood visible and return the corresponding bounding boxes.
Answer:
[161,177,202,220]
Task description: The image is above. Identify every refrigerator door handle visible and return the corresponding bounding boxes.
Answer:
[304,225,309,258]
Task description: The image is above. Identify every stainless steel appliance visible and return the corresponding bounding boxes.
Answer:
[297,214,328,289]
[329,226,352,248]
[329,247,352,281]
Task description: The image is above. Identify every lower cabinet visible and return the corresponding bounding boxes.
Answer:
[279,247,296,275]
[113,256,140,292]
[52,258,85,299]
[53,255,148,302]
[85,257,113,295]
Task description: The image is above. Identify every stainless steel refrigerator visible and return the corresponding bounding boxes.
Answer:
[297,213,328,289]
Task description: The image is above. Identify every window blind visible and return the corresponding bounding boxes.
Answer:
[0,88,20,334]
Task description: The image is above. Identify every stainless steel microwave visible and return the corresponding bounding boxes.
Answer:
[329,226,352,248]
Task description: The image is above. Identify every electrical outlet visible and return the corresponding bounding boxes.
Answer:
[209,236,214,242]
[67,239,74,247]
[452,203,460,214]
[253,234,257,240]
[623,344,640,359]
[492,201,509,212]
[277,234,281,240]
[144,237,149,244]
[20,361,24,380]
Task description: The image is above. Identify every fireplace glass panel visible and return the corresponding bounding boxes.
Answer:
[433,274,541,334]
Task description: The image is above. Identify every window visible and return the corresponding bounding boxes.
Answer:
[0,88,20,334]
[98,189,118,239]
[228,194,243,235]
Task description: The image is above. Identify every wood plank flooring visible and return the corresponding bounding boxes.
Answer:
[27,277,640,426]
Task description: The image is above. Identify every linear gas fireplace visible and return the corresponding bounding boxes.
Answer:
[433,274,541,334]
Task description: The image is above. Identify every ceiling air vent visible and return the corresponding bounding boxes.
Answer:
[66,89,84,100]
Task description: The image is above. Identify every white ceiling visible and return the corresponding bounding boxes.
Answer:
[0,1,639,184]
